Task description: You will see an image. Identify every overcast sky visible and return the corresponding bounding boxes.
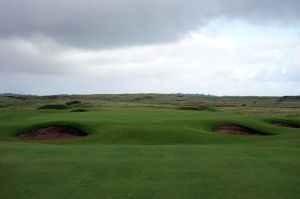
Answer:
[0,0,299,96]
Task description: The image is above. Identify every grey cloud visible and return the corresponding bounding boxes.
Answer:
[0,0,299,48]
[0,38,68,74]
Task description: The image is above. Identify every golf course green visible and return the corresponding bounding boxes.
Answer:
[0,104,299,198]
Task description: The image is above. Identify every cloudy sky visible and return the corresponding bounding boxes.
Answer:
[0,0,299,96]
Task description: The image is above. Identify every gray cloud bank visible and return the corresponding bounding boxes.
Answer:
[0,0,299,48]
[0,0,299,95]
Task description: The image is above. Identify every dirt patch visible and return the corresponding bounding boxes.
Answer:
[18,125,88,140]
[271,122,300,128]
[213,124,267,136]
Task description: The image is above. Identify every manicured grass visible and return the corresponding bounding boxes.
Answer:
[0,107,299,198]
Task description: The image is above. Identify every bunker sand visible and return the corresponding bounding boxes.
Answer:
[18,125,87,140]
[214,124,268,136]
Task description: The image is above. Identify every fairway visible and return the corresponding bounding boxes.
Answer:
[1,105,299,198]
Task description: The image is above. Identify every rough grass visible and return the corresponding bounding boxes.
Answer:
[1,94,300,116]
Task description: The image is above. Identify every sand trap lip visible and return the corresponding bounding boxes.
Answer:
[213,124,267,136]
[271,122,300,128]
[18,125,88,140]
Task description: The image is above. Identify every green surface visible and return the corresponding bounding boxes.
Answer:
[0,107,300,198]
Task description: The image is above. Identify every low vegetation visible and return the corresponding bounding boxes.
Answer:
[65,100,82,105]
[38,104,70,110]
[71,108,89,112]
[178,105,216,111]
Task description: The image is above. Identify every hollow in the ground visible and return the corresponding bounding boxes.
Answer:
[18,125,88,140]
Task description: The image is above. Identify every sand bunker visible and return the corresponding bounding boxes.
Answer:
[213,124,267,136]
[18,125,88,140]
[271,122,300,128]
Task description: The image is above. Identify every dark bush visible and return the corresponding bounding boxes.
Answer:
[143,96,154,100]
[6,96,25,100]
[71,109,88,112]
[66,100,81,105]
[38,104,69,110]
[178,106,216,112]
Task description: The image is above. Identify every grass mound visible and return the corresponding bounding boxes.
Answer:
[17,125,88,140]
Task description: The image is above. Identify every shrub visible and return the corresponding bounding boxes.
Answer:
[38,104,69,110]
[71,109,88,112]
[143,96,154,100]
[178,106,216,112]
[66,100,81,105]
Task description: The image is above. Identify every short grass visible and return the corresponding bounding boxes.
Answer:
[0,103,300,198]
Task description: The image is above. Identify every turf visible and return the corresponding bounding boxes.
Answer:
[0,107,299,198]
